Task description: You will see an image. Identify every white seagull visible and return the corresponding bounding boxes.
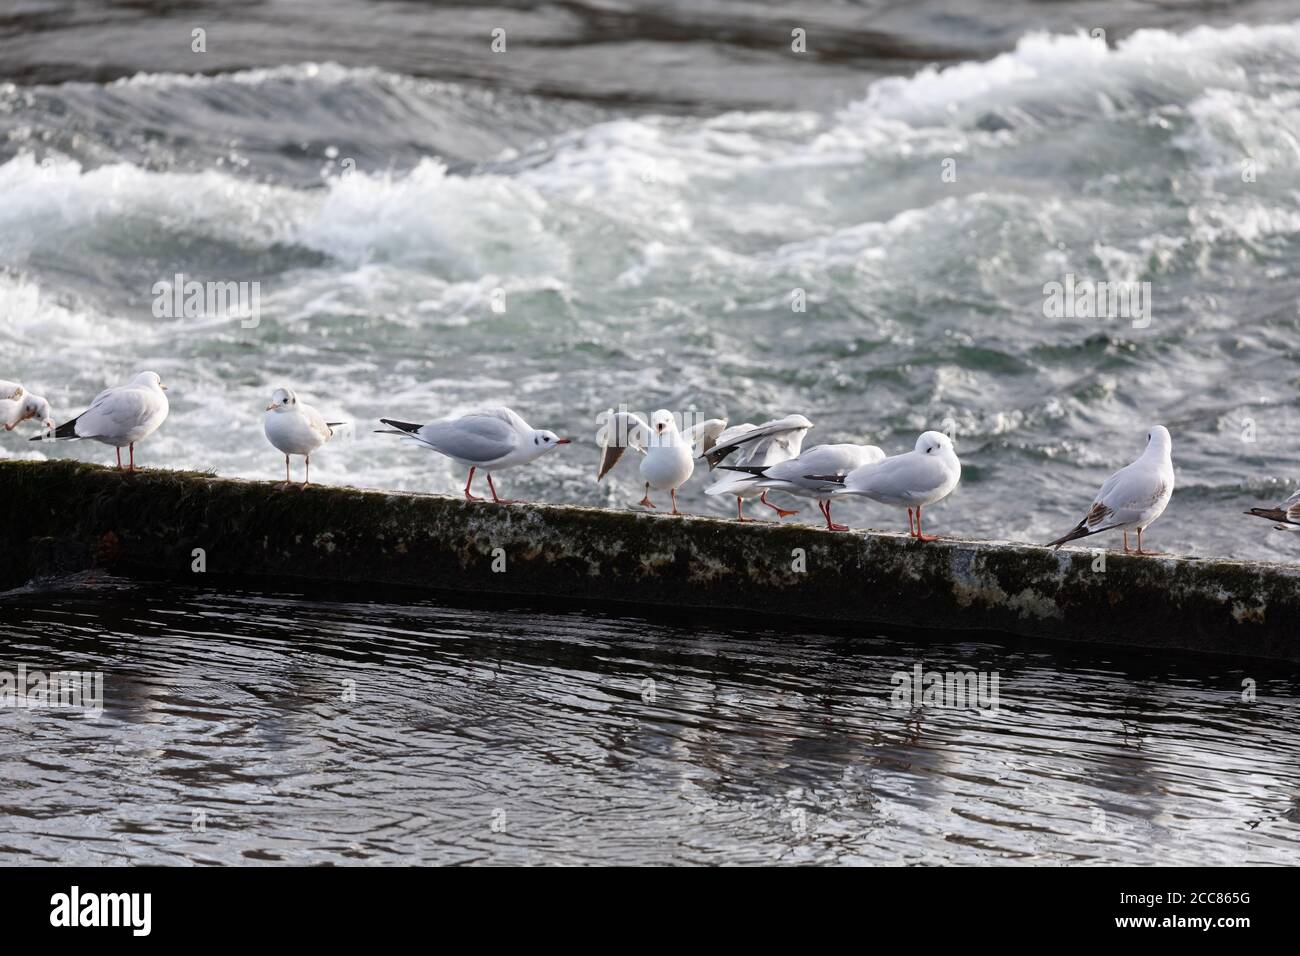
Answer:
[32,371,169,470]
[376,406,570,502]
[811,430,961,541]
[703,414,813,521]
[1246,487,1300,533]
[597,408,727,515]
[724,442,885,530]
[264,387,347,487]
[0,381,54,433]
[1047,425,1174,554]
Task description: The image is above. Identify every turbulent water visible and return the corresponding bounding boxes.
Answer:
[3,11,1300,559]
[1,574,1298,866]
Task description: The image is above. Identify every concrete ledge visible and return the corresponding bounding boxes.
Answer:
[2,460,1297,661]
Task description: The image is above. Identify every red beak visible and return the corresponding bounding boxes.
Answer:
[556,438,572,445]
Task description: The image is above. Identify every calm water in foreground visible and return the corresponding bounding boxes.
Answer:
[1,574,1297,865]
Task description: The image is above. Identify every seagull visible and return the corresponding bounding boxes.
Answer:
[264,387,346,487]
[1245,487,1300,533]
[703,414,812,521]
[0,381,54,433]
[376,406,570,502]
[810,431,961,541]
[723,443,885,530]
[1046,425,1174,554]
[597,408,727,515]
[31,371,169,470]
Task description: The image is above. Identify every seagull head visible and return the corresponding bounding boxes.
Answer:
[915,430,954,456]
[650,409,676,437]
[1145,425,1172,456]
[531,429,571,453]
[131,370,166,391]
[266,387,297,411]
[22,394,53,430]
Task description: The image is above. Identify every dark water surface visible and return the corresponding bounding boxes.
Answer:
[1,574,1297,865]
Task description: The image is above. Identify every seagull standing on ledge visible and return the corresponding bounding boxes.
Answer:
[376,406,570,503]
[1245,487,1300,533]
[32,371,168,470]
[264,387,347,487]
[0,381,54,433]
[597,409,727,515]
[1046,425,1174,554]
[724,442,885,530]
[704,414,813,522]
[810,431,961,541]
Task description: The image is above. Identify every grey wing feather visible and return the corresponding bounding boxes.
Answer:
[422,414,518,462]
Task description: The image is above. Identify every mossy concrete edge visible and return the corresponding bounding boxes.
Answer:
[2,459,1297,661]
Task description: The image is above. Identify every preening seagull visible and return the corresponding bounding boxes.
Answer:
[1245,487,1300,533]
[0,380,54,433]
[376,406,569,503]
[263,387,346,486]
[809,431,961,541]
[1046,425,1174,554]
[597,408,727,515]
[724,442,885,530]
[704,414,813,521]
[32,371,169,470]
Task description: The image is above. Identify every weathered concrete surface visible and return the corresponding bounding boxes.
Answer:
[2,460,1298,661]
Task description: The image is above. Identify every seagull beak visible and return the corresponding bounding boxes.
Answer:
[556,438,572,445]
[266,403,276,410]
[160,383,168,391]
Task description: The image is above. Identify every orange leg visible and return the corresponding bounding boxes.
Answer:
[486,473,514,504]
[464,466,482,501]
[639,483,655,508]
[759,490,798,519]
[907,508,915,535]
[670,487,682,515]
[1134,528,1157,555]
[116,447,122,469]
[822,499,848,532]
[129,443,135,472]
[914,506,938,543]
[736,497,757,522]
[1123,531,1131,554]
[304,455,311,487]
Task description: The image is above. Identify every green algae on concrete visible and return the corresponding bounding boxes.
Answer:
[1,459,1298,661]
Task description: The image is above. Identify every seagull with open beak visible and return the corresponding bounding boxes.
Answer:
[597,408,728,515]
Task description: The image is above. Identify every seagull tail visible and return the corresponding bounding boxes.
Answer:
[30,417,79,441]
[1045,521,1096,549]
[1245,507,1296,525]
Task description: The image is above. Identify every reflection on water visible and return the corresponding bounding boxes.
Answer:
[0,574,1297,865]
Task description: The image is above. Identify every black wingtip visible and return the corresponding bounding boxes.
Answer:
[31,417,79,441]
[378,419,421,433]
[804,474,846,484]
[719,465,768,476]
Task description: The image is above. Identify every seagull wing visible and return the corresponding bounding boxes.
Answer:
[597,410,650,480]
[420,413,519,464]
[702,414,812,468]
[682,417,728,460]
